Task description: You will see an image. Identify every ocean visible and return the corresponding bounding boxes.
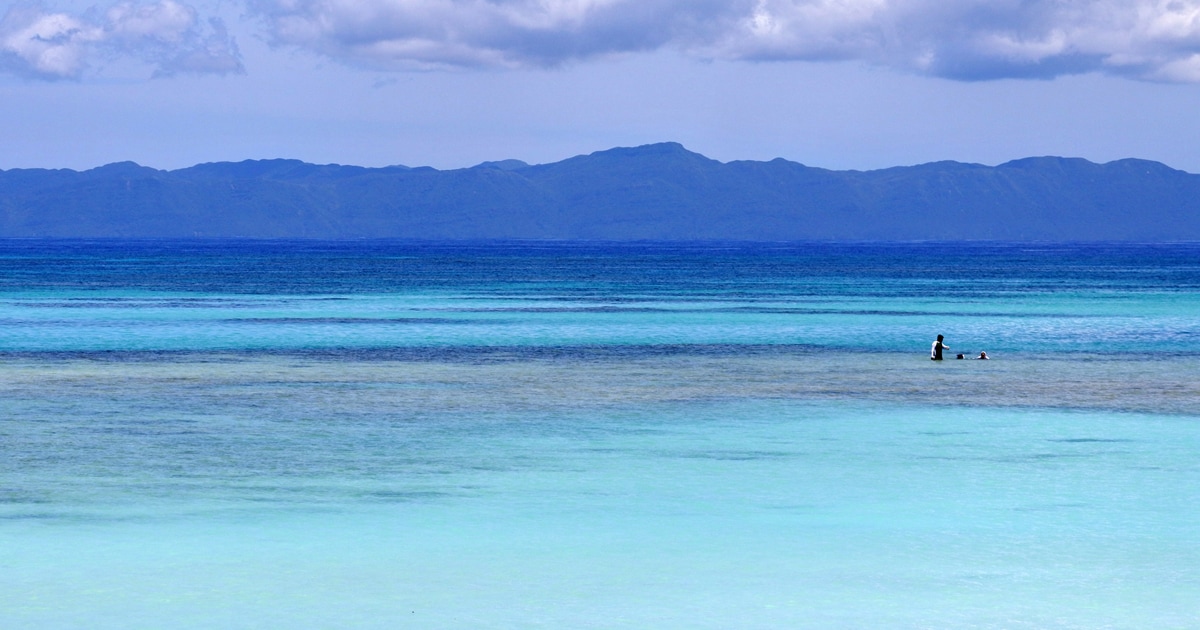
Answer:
[2,240,1198,628]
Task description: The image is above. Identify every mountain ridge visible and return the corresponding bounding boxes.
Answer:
[2,143,1197,240]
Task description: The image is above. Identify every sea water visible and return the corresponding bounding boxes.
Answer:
[1,241,1198,628]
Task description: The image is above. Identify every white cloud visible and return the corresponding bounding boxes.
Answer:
[107,0,196,44]
[246,0,745,70]
[8,0,1200,82]
[0,6,101,78]
[1147,52,1200,81]
[0,1,243,79]
[246,0,1200,81]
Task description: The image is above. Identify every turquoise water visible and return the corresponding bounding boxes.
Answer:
[1,241,1198,628]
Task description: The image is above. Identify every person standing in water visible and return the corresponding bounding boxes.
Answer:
[931,334,949,361]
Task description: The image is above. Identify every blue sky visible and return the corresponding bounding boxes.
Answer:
[3,0,1200,172]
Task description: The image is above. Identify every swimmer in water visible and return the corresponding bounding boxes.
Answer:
[931,334,948,361]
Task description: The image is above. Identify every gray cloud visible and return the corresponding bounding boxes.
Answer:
[1,1,243,79]
[246,0,1200,82]
[246,0,747,70]
[8,1,1200,82]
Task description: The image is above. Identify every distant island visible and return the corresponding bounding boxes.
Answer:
[2,142,1197,241]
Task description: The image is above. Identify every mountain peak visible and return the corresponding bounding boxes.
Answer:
[472,159,530,171]
[88,161,158,176]
[591,142,699,158]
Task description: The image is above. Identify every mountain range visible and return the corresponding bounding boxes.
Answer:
[2,142,1198,241]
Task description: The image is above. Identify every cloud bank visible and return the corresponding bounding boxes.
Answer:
[6,1,1200,82]
[1,1,242,79]
[248,0,1200,81]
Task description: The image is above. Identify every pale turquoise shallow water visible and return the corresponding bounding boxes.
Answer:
[1,241,1198,628]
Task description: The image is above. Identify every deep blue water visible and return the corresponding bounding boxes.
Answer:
[3,240,1199,294]
[1,240,1198,628]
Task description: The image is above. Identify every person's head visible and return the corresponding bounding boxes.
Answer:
[937,334,944,341]
[979,351,988,359]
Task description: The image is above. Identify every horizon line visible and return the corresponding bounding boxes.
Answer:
[1,143,1194,176]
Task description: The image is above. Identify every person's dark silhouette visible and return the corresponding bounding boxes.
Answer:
[931,334,948,361]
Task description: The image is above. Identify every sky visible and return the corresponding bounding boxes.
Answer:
[2,0,1200,173]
